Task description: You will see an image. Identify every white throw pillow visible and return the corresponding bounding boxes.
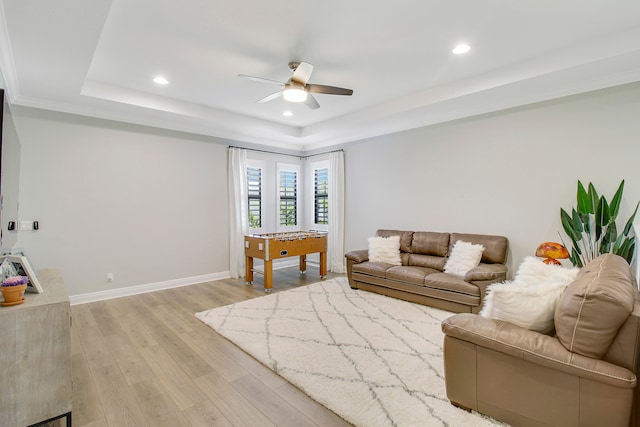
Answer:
[368,236,402,265]
[480,257,580,334]
[444,240,485,277]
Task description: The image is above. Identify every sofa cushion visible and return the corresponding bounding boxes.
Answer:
[411,232,449,257]
[464,264,508,282]
[376,229,414,253]
[451,233,508,264]
[351,261,390,279]
[444,240,485,277]
[386,265,439,285]
[408,253,447,271]
[425,272,481,297]
[555,254,636,359]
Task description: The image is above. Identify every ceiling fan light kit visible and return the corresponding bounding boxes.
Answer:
[239,61,353,109]
[283,85,307,102]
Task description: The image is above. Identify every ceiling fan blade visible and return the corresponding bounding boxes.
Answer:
[291,62,313,85]
[304,94,320,110]
[257,91,282,103]
[306,84,353,96]
[238,74,285,86]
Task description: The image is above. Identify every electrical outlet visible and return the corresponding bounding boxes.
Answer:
[106,273,114,282]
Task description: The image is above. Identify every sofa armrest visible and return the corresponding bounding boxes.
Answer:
[442,313,636,388]
[345,249,369,264]
[464,263,507,282]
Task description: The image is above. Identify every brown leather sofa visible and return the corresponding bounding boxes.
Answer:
[345,229,509,313]
[442,253,640,427]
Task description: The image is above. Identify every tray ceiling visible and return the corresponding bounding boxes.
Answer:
[2,0,640,150]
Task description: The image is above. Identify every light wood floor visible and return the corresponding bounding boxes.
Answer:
[62,266,352,427]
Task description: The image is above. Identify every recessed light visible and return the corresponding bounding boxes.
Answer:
[153,76,169,85]
[452,44,470,55]
[283,111,293,117]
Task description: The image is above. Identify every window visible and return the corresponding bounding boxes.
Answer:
[314,167,329,225]
[279,169,297,226]
[277,163,301,230]
[247,166,262,228]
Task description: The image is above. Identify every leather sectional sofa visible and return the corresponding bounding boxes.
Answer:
[442,253,640,427]
[345,229,509,313]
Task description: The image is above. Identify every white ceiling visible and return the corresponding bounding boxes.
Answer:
[2,0,640,151]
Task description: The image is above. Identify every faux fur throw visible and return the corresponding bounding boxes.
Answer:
[480,256,580,334]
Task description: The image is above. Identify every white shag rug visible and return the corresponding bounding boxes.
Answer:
[196,277,506,427]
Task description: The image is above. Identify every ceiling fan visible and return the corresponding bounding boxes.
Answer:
[238,61,353,110]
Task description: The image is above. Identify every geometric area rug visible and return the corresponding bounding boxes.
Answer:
[195,277,507,427]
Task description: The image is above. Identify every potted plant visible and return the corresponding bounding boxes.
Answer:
[1,275,29,306]
[560,180,639,267]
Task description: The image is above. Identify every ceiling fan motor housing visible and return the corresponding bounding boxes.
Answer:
[239,60,353,109]
[288,61,301,72]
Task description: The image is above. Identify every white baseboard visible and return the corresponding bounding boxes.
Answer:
[69,271,231,305]
[69,258,317,306]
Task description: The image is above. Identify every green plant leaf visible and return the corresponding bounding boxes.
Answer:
[570,248,583,267]
[618,238,634,262]
[580,212,590,235]
[588,182,599,215]
[560,180,637,265]
[609,180,625,220]
[577,181,591,214]
[614,236,629,257]
[561,208,581,241]
[612,233,625,253]
[572,209,585,234]
[599,240,609,256]
[573,239,583,255]
[595,197,610,240]
[600,222,616,254]
[622,201,639,235]
[627,240,636,264]
[607,221,618,241]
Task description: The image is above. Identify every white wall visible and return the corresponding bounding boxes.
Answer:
[1,99,21,250]
[10,106,231,295]
[343,82,640,276]
[5,81,640,295]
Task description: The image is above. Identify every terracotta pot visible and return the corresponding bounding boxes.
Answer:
[1,284,27,304]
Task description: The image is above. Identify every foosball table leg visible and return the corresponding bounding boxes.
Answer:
[319,251,327,280]
[246,256,254,285]
[264,260,273,293]
[299,255,307,274]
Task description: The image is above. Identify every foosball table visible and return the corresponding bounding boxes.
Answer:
[244,231,328,292]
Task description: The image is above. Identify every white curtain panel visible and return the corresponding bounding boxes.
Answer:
[329,151,346,273]
[228,147,248,278]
